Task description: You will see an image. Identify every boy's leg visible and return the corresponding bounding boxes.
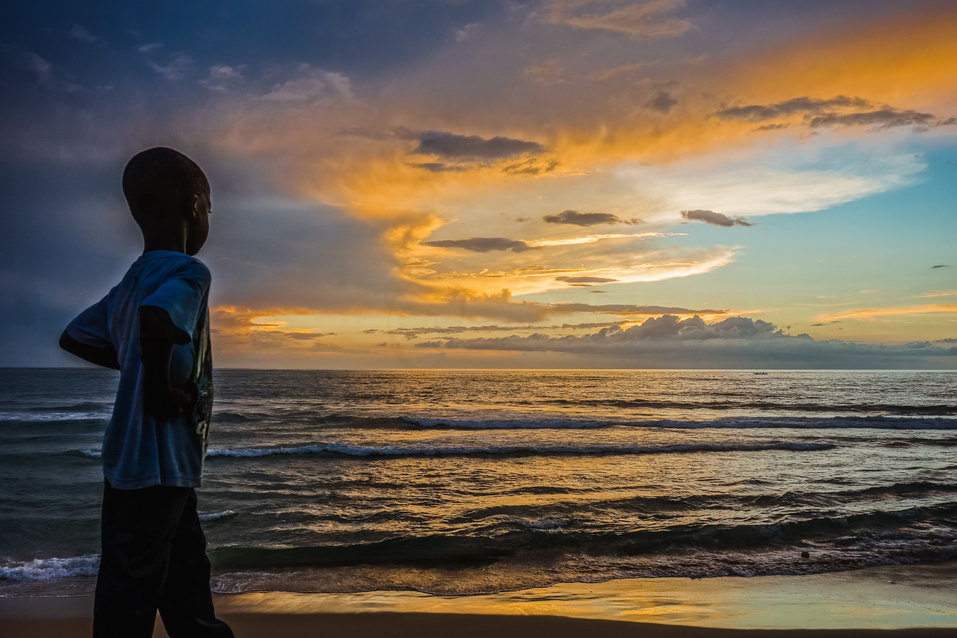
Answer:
[158,488,234,637]
[93,481,191,638]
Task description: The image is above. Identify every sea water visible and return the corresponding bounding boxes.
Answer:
[0,368,954,596]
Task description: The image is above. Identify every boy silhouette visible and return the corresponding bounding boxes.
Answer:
[60,147,233,637]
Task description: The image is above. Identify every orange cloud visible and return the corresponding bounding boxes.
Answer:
[726,5,957,112]
[817,304,957,322]
[201,3,957,336]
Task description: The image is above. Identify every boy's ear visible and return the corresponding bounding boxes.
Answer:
[190,192,211,219]
[190,193,200,219]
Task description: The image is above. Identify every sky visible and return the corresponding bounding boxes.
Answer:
[1,0,955,369]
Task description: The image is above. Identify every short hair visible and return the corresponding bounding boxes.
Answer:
[122,147,209,221]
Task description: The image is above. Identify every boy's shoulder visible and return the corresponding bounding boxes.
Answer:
[140,251,211,283]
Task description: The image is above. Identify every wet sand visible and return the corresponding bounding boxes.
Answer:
[0,610,953,638]
[2,562,955,637]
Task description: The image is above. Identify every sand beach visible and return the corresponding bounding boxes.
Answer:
[3,562,955,637]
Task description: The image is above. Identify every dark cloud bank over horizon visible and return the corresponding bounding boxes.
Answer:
[417,315,957,369]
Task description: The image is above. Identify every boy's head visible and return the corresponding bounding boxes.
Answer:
[123,147,211,255]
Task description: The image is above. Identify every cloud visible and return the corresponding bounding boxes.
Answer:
[816,304,957,322]
[630,153,926,217]
[147,54,192,80]
[405,129,545,160]
[524,59,565,85]
[914,290,957,299]
[545,303,723,316]
[931,264,949,269]
[716,96,948,131]
[260,65,354,102]
[211,307,341,354]
[423,237,538,253]
[556,276,618,284]
[1,45,53,87]
[543,210,640,226]
[754,123,790,132]
[69,24,105,46]
[501,157,559,175]
[454,22,482,42]
[715,96,871,122]
[199,64,245,91]
[646,90,677,113]
[585,62,643,81]
[410,162,469,173]
[385,320,623,340]
[137,42,162,53]
[415,314,957,368]
[543,0,692,39]
[808,108,937,129]
[680,209,752,227]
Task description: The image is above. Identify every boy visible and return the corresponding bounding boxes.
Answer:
[60,147,233,637]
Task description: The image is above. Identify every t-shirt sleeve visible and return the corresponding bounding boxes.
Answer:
[139,261,211,344]
[65,293,113,348]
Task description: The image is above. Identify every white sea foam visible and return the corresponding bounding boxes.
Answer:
[518,517,573,530]
[0,555,99,581]
[199,509,237,522]
[0,411,109,422]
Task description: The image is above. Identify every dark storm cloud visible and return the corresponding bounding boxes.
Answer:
[416,315,957,369]
[406,130,544,160]
[556,276,619,284]
[0,0,519,365]
[423,237,538,253]
[680,210,752,227]
[543,210,640,226]
[715,96,871,122]
[646,90,678,113]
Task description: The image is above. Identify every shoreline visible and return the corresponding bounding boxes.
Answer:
[0,611,953,638]
[2,562,956,636]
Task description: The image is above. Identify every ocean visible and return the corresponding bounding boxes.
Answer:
[0,368,955,597]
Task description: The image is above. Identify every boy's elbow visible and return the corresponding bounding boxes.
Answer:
[58,330,76,353]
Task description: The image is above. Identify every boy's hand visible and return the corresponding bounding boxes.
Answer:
[140,305,194,423]
[145,382,196,421]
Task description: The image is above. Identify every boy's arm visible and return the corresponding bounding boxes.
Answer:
[140,305,195,421]
[60,293,118,369]
[58,331,120,370]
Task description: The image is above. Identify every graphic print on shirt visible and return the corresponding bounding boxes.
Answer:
[191,307,213,452]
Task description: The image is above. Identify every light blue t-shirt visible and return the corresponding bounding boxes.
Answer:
[66,250,213,489]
